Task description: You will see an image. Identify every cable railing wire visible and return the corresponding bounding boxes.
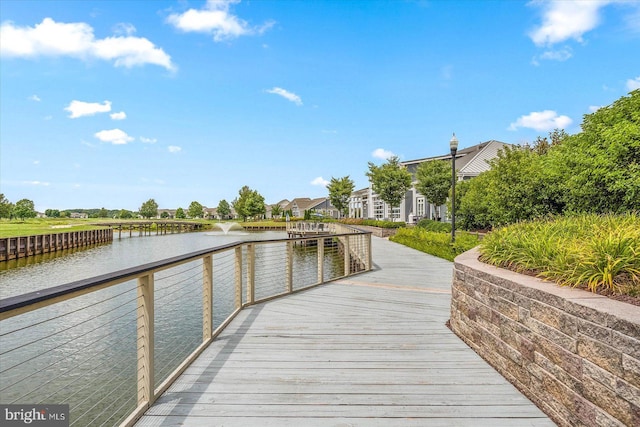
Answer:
[0,284,136,338]
[0,228,371,427]
[0,291,136,358]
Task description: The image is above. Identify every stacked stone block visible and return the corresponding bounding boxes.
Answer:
[450,248,639,427]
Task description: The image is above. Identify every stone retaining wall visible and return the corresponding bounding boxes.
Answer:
[450,248,640,427]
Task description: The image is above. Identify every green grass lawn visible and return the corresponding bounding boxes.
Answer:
[0,218,289,238]
[0,218,113,238]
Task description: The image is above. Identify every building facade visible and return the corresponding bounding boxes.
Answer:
[357,140,511,223]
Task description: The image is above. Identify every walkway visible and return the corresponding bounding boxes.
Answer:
[135,237,554,426]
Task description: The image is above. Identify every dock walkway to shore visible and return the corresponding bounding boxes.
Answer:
[135,237,554,427]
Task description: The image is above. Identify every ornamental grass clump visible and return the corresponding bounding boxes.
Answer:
[479,213,640,296]
[390,227,480,262]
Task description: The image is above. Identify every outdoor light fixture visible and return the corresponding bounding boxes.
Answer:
[450,133,458,243]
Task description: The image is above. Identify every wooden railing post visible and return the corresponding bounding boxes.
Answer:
[343,236,350,276]
[202,255,213,341]
[367,234,372,271]
[247,244,255,305]
[286,240,293,293]
[137,273,155,406]
[235,246,242,309]
[317,237,324,284]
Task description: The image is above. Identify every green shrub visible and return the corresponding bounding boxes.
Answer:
[416,219,451,233]
[339,218,405,229]
[390,227,480,262]
[479,213,640,295]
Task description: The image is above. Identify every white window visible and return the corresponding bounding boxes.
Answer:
[416,197,425,217]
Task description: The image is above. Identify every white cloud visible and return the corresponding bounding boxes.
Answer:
[311,176,329,187]
[28,94,41,102]
[167,0,274,42]
[110,111,126,120]
[33,160,40,165]
[588,105,602,112]
[265,87,302,106]
[532,46,573,65]
[113,23,136,36]
[0,18,175,71]
[372,148,395,160]
[508,110,573,132]
[140,136,157,144]
[168,145,182,153]
[94,128,134,145]
[25,180,50,186]
[65,100,111,118]
[529,0,610,46]
[627,76,640,91]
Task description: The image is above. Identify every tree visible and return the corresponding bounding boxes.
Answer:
[270,203,283,218]
[45,209,61,218]
[14,199,37,220]
[175,207,186,219]
[327,176,355,218]
[187,201,204,218]
[139,199,158,219]
[551,89,640,213]
[217,199,231,219]
[160,211,170,219]
[366,156,412,220]
[457,143,565,229]
[0,194,13,219]
[232,186,266,221]
[98,207,109,218]
[119,209,134,219]
[415,160,451,221]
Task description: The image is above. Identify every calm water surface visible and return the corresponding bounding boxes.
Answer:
[0,230,297,426]
[0,229,286,298]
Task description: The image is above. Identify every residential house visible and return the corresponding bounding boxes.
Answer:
[281,197,339,219]
[358,140,511,222]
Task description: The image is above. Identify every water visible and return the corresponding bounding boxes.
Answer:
[0,229,285,298]
[1,230,321,426]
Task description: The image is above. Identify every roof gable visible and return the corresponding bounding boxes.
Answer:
[458,140,511,175]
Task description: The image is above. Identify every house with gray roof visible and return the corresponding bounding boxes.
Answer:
[357,140,511,223]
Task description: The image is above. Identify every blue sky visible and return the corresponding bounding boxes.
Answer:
[1,0,639,212]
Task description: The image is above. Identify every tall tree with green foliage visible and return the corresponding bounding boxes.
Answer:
[217,199,231,219]
[366,156,412,219]
[327,176,355,218]
[232,186,266,221]
[139,198,158,219]
[13,199,37,220]
[0,194,13,219]
[457,146,559,229]
[187,201,204,218]
[270,203,283,218]
[550,89,639,213]
[415,160,451,221]
[175,207,186,219]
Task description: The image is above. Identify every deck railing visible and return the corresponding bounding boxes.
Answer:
[0,227,371,427]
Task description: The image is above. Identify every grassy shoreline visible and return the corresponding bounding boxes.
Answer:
[0,218,291,238]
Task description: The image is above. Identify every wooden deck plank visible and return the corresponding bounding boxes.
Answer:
[135,237,555,427]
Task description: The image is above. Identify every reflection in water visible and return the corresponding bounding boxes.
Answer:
[0,231,344,426]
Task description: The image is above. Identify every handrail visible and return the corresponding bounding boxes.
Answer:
[0,226,372,427]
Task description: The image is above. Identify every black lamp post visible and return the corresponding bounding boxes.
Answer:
[450,133,458,243]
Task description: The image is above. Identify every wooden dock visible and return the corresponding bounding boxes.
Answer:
[97,221,204,238]
[134,237,554,427]
[0,229,113,261]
